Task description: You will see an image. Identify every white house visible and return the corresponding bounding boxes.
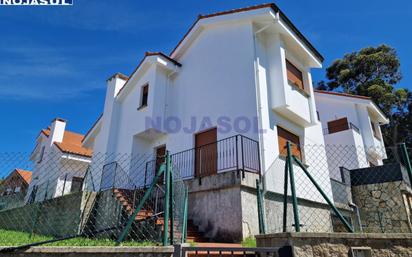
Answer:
[27,118,92,203]
[82,3,336,240]
[314,90,390,180]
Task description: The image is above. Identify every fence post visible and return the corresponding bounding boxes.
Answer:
[235,136,239,177]
[293,156,354,233]
[169,153,174,244]
[163,151,171,246]
[113,163,118,189]
[286,141,300,232]
[283,155,289,232]
[61,174,68,196]
[241,136,245,178]
[256,179,266,234]
[400,143,412,187]
[44,180,49,201]
[30,202,41,240]
[182,187,188,243]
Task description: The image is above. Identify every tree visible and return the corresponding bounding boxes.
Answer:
[317,44,411,147]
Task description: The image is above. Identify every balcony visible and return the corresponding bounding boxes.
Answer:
[171,135,261,179]
[99,135,261,191]
[323,119,360,135]
[274,82,312,127]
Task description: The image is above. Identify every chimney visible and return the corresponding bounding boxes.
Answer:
[49,118,66,145]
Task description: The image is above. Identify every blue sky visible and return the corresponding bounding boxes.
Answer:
[0,0,411,153]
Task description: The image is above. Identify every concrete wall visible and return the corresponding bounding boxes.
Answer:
[256,232,412,257]
[0,191,95,237]
[90,189,125,238]
[263,191,333,233]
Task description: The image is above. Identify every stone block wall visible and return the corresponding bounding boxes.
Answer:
[256,232,412,257]
[352,180,412,233]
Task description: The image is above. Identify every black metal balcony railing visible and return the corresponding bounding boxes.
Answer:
[323,121,360,135]
[100,135,261,190]
[170,135,261,179]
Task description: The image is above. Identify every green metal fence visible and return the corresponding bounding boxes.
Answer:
[258,143,412,234]
[0,151,188,250]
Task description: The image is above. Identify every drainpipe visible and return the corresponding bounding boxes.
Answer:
[252,20,275,192]
[348,201,362,232]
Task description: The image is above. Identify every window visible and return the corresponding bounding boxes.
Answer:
[286,59,304,90]
[38,146,45,163]
[371,121,380,139]
[327,117,349,134]
[277,126,302,159]
[139,84,149,108]
[70,177,84,193]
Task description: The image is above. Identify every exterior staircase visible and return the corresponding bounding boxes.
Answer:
[186,219,209,243]
[112,188,208,243]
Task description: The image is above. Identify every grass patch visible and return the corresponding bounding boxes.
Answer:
[0,229,157,247]
[241,236,256,248]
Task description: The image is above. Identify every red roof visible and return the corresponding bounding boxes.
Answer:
[41,128,92,157]
[15,169,32,184]
[314,90,371,100]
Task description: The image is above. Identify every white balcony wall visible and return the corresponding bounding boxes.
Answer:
[324,129,368,180]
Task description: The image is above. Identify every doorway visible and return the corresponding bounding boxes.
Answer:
[195,128,217,177]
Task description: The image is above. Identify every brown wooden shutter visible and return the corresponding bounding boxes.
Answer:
[286,60,304,90]
[277,126,302,159]
[327,117,349,134]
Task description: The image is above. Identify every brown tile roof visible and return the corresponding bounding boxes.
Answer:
[314,90,371,100]
[41,128,93,157]
[15,169,32,184]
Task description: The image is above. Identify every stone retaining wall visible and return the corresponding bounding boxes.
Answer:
[352,180,412,233]
[0,246,174,257]
[256,232,412,257]
[0,191,96,237]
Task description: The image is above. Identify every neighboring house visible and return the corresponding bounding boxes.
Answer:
[26,118,92,203]
[314,90,389,180]
[0,169,32,196]
[82,3,335,240]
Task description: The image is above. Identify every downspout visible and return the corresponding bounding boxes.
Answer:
[348,201,362,232]
[164,66,178,131]
[252,18,277,192]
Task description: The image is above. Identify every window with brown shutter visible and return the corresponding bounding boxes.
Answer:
[327,117,349,134]
[140,84,149,108]
[277,126,302,159]
[286,59,304,90]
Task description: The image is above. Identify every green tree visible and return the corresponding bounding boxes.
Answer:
[317,44,411,147]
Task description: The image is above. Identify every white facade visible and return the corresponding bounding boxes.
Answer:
[314,91,389,180]
[26,118,91,202]
[83,6,334,203]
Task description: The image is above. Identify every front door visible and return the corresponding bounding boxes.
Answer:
[155,145,166,183]
[195,128,217,178]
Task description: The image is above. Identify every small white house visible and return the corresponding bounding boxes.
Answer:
[82,3,337,239]
[314,90,390,180]
[26,118,92,203]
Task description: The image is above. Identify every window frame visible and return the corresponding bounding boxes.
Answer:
[138,84,149,109]
[277,126,302,160]
[286,59,305,91]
